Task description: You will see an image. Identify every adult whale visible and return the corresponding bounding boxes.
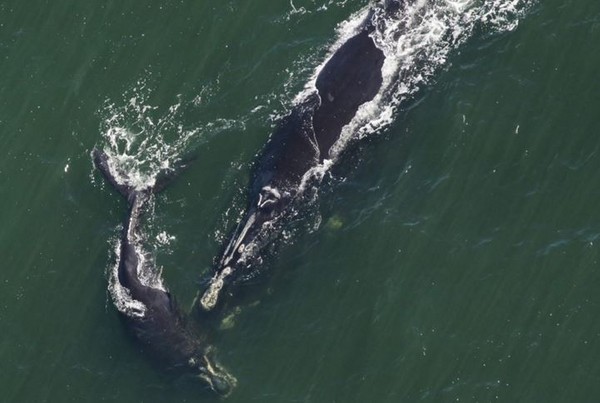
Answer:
[93,149,236,395]
[199,1,403,311]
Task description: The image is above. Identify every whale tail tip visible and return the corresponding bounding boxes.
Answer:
[92,147,137,201]
[92,147,189,202]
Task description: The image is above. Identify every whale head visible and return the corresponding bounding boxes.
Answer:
[199,185,294,311]
[192,348,237,396]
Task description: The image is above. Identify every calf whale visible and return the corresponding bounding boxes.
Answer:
[93,149,236,395]
[199,2,401,311]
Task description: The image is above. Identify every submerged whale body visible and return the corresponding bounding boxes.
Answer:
[93,150,235,395]
[199,4,395,311]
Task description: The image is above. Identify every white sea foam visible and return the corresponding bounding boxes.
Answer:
[281,0,352,21]
[106,237,147,317]
[106,205,168,317]
[98,79,199,192]
[156,231,176,246]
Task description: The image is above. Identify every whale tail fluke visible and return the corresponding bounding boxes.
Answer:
[92,147,190,202]
[152,152,196,194]
[92,148,137,202]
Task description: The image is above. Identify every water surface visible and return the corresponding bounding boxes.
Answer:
[2,0,600,401]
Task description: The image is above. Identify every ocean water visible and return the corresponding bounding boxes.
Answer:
[2,0,600,401]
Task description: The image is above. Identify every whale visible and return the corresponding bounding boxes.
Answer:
[93,149,236,395]
[199,2,401,311]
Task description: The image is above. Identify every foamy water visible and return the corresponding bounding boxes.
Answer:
[97,78,200,191]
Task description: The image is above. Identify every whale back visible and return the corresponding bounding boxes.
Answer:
[313,27,385,159]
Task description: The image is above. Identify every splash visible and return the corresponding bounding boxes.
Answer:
[106,215,168,318]
[281,0,352,21]
[106,236,147,317]
[97,78,200,191]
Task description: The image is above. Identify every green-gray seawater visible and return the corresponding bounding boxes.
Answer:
[2,0,600,401]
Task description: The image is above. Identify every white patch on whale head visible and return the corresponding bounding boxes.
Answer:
[258,186,282,209]
[200,266,233,311]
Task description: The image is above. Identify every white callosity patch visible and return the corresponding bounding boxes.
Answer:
[200,266,233,311]
[257,186,282,209]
